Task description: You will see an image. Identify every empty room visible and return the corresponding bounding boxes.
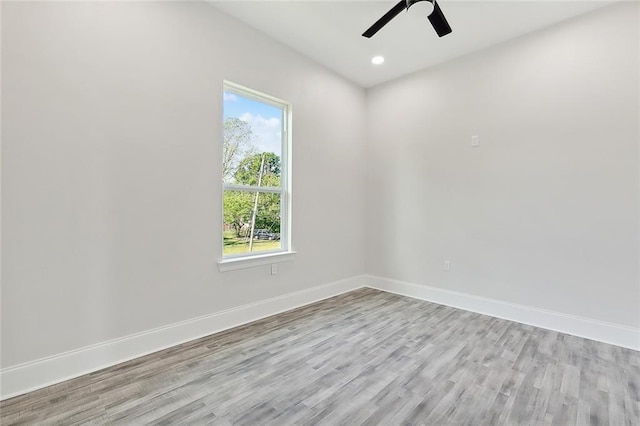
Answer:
[1,0,638,424]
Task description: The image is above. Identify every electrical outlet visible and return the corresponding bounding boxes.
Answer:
[471,135,479,147]
[443,260,451,271]
[271,264,278,275]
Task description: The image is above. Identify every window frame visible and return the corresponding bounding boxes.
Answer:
[219,81,294,271]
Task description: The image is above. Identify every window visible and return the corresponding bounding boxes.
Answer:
[220,81,292,268]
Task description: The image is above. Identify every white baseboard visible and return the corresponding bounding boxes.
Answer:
[3,274,637,401]
[366,275,640,351]
[0,275,367,401]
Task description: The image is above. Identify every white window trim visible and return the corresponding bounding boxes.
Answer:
[219,81,294,271]
[218,250,297,272]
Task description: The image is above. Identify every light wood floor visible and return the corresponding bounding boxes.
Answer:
[1,288,639,425]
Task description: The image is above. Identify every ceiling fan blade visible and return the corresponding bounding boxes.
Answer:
[362,0,407,38]
[428,1,452,37]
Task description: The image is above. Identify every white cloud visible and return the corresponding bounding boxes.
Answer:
[239,112,282,155]
[223,92,238,102]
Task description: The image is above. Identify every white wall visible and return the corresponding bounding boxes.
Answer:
[366,3,639,328]
[1,1,367,368]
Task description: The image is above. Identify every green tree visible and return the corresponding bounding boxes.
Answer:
[223,152,282,237]
[254,193,281,233]
[223,118,255,182]
[234,152,281,187]
[223,191,253,237]
[233,153,282,234]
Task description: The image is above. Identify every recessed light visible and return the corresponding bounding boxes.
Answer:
[371,56,385,65]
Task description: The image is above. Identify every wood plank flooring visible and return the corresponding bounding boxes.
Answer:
[1,288,639,425]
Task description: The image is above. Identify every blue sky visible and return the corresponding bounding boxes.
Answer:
[224,91,282,156]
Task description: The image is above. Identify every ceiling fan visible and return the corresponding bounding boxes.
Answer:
[362,0,452,38]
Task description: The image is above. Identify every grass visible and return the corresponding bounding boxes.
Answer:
[223,231,281,255]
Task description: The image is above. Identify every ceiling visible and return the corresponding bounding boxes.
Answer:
[210,1,615,88]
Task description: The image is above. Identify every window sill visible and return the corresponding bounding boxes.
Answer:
[218,251,297,272]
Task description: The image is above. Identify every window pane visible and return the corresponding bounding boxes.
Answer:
[223,91,283,187]
[223,190,282,256]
